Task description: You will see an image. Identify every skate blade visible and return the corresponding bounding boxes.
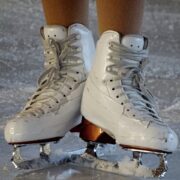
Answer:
[120,145,169,178]
[68,152,167,178]
[11,141,86,170]
[120,144,172,154]
[67,152,153,178]
[73,142,169,178]
[11,143,53,169]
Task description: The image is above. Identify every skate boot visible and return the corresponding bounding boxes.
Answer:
[80,31,178,177]
[4,24,95,169]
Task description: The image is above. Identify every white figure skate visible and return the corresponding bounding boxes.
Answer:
[80,31,178,177]
[4,24,95,169]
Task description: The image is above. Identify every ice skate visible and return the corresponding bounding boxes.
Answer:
[4,24,95,169]
[80,31,178,178]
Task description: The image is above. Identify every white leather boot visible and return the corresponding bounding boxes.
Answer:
[81,31,178,177]
[4,24,95,168]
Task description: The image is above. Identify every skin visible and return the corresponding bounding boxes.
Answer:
[96,0,144,35]
[42,0,89,27]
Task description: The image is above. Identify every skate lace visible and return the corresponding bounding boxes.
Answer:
[19,34,83,117]
[107,41,163,124]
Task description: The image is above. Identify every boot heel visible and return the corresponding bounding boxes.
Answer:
[70,123,83,133]
[79,117,115,144]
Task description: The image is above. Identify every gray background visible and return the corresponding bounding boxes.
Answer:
[0,0,180,179]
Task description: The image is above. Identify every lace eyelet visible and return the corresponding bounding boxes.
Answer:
[106,66,112,72]
[76,72,79,74]
[127,109,130,111]
[25,107,31,110]
[63,95,66,97]
[110,45,114,49]
[32,95,39,99]
[109,42,113,47]
[116,95,119,98]
[69,87,72,90]
[74,80,77,82]
[41,80,47,85]
[108,55,112,59]
[37,88,42,92]
[112,88,115,91]
[110,79,113,82]
[76,34,81,40]
[121,102,124,105]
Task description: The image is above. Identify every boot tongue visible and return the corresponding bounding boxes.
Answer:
[121,35,144,51]
[121,35,145,88]
[42,25,67,40]
[41,26,68,70]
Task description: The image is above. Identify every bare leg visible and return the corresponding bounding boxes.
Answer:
[96,0,144,35]
[41,0,89,27]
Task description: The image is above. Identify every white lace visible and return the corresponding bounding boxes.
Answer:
[107,41,164,125]
[19,34,83,117]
